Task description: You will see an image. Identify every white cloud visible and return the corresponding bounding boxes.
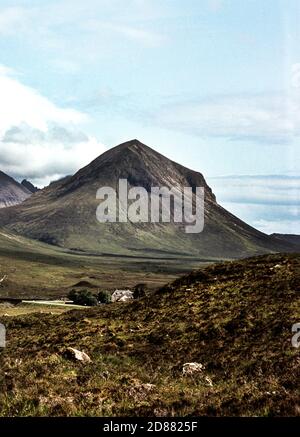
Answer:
[2,124,89,146]
[155,94,300,144]
[208,175,300,235]
[0,66,86,133]
[251,219,300,235]
[1,132,102,187]
[0,64,17,76]
[0,66,105,186]
[208,175,300,205]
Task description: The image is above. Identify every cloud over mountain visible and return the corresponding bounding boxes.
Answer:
[0,66,105,186]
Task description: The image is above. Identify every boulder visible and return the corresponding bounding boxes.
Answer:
[182,362,205,376]
[64,347,91,363]
[182,362,213,386]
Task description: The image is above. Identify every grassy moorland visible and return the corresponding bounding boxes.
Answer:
[0,303,70,317]
[0,253,299,417]
[0,230,210,301]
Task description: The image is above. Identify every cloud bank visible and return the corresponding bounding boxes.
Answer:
[208,175,300,234]
[154,93,300,144]
[0,66,105,186]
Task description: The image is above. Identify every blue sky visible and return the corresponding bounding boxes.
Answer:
[0,0,299,234]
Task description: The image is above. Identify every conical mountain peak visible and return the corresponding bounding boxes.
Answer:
[54,139,215,202]
[96,139,159,162]
[0,139,292,258]
[118,139,145,148]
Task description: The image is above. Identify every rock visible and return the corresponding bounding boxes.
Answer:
[182,362,205,376]
[271,264,282,271]
[64,347,91,363]
[111,289,133,303]
[182,362,213,386]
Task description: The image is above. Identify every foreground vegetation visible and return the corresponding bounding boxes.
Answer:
[0,253,299,416]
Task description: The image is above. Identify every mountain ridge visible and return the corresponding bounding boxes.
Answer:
[0,170,32,208]
[21,179,39,193]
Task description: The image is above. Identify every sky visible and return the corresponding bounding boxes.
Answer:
[0,0,299,234]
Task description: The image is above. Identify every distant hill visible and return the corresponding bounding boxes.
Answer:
[271,233,300,249]
[21,179,39,193]
[0,140,295,258]
[0,171,32,208]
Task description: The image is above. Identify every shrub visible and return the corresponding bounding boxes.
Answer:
[67,289,98,306]
[97,290,112,304]
[133,283,147,299]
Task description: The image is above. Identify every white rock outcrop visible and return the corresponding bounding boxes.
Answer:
[182,362,205,376]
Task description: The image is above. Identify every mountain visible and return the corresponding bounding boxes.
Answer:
[0,140,295,258]
[1,253,299,416]
[271,233,300,249]
[21,179,39,193]
[0,171,32,208]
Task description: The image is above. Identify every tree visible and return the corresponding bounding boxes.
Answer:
[97,290,112,304]
[68,289,98,306]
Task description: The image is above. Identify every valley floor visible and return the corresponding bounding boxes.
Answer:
[0,231,213,300]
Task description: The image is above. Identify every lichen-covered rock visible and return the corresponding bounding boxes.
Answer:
[182,362,213,386]
[64,347,91,363]
[182,362,205,376]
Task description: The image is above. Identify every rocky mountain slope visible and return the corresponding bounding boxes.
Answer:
[0,140,294,258]
[271,233,300,250]
[0,171,32,208]
[21,179,39,193]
